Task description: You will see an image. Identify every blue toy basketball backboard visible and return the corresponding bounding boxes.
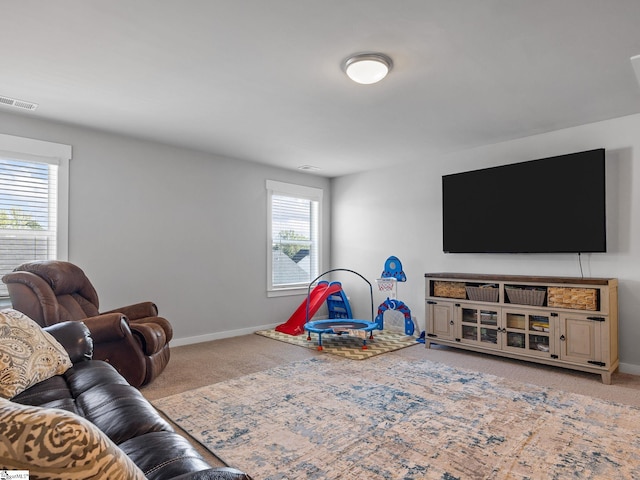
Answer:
[380,256,406,282]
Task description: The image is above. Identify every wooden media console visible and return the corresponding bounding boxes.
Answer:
[425,273,618,384]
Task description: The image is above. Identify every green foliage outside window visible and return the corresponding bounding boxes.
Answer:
[0,208,43,230]
[273,229,309,259]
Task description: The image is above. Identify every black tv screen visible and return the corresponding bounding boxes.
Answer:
[442,149,606,253]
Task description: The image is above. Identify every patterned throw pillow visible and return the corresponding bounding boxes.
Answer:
[0,398,146,479]
[0,308,73,399]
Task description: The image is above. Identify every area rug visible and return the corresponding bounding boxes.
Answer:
[255,328,419,359]
[154,356,640,479]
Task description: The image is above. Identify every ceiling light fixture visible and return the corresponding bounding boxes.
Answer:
[342,53,393,85]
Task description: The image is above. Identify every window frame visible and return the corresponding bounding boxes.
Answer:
[266,180,323,297]
[0,134,71,300]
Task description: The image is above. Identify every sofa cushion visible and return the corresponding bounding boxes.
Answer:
[78,383,174,444]
[0,398,146,479]
[10,373,79,414]
[119,431,215,480]
[0,308,72,399]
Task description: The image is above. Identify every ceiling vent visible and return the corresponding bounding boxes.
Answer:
[0,94,38,111]
[297,165,321,172]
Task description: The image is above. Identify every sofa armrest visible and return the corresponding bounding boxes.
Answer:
[129,321,167,355]
[80,313,147,387]
[171,468,253,480]
[43,321,93,363]
[103,301,158,320]
[82,313,132,343]
[130,315,173,344]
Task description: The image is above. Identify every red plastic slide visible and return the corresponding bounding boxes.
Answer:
[275,281,343,335]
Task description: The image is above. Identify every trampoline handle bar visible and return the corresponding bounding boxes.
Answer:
[306,268,374,323]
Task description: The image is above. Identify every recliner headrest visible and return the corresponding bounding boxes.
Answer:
[14,260,99,306]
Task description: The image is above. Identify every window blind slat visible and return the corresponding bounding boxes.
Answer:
[270,191,320,288]
[0,158,58,296]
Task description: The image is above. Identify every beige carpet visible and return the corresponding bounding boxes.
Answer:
[255,328,419,359]
[140,333,640,471]
[154,355,640,479]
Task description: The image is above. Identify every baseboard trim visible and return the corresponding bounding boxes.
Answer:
[171,323,280,347]
[618,362,640,376]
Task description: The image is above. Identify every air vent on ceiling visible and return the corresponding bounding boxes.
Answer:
[0,94,38,111]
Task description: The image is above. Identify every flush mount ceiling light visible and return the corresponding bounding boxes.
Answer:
[342,53,393,85]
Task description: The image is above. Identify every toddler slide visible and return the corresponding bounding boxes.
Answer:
[275,281,343,335]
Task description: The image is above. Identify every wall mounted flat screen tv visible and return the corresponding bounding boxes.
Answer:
[442,148,606,253]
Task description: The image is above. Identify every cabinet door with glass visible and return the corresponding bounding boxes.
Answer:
[502,309,554,358]
[458,304,500,347]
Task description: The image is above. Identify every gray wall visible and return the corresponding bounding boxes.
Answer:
[0,111,331,343]
[4,109,640,373]
[332,113,640,374]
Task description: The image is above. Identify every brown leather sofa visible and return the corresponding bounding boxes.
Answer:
[2,260,171,387]
[7,320,251,480]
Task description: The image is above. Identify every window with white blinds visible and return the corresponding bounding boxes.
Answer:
[267,180,322,295]
[0,134,70,298]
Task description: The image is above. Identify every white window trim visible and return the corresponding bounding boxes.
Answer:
[266,180,323,298]
[0,133,71,262]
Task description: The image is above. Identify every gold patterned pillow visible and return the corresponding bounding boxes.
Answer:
[0,398,146,479]
[0,308,73,399]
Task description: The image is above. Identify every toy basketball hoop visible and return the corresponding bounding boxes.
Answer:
[376,277,397,298]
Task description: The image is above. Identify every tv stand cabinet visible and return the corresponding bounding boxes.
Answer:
[425,273,618,384]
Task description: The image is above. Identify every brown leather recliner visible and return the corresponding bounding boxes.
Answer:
[2,260,172,387]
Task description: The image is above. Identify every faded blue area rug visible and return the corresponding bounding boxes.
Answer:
[154,356,640,479]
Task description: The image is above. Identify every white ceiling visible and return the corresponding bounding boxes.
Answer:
[2,1,640,178]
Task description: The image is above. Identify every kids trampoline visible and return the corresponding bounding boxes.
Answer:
[303,269,379,350]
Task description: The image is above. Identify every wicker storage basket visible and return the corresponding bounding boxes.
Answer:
[547,287,598,311]
[466,286,499,303]
[505,287,546,306]
[433,281,466,299]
